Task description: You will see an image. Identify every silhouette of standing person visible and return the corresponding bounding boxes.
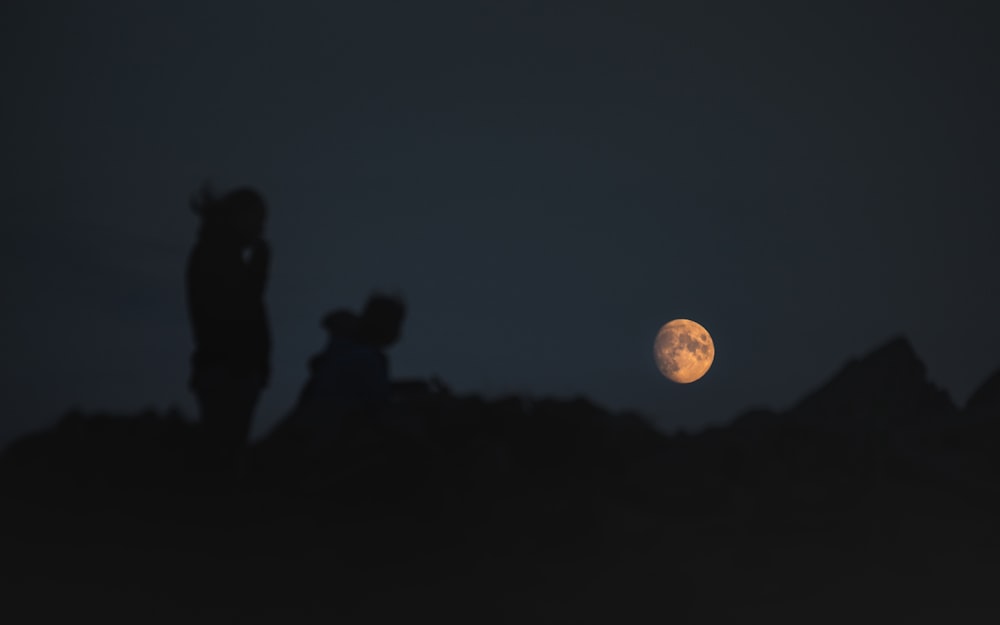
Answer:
[186,184,271,471]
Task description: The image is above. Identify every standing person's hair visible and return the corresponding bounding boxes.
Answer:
[190,183,267,240]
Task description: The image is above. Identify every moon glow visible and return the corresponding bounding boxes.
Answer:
[654,319,715,384]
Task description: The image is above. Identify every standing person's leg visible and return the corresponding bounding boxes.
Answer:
[227,380,259,444]
[194,368,260,477]
[224,378,262,474]
[195,386,229,473]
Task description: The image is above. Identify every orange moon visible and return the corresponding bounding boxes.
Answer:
[653,319,715,384]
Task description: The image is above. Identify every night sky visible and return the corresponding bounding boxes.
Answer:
[3,0,998,446]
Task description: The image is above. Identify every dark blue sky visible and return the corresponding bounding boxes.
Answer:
[2,0,998,444]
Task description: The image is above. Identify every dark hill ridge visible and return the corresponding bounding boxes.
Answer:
[0,391,670,507]
[733,335,958,432]
[789,335,958,430]
[3,334,996,496]
[719,337,1000,510]
[2,335,1000,622]
[965,366,1000,423]
[2,334,996,497]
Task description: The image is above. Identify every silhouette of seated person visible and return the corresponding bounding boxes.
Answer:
[186,184,271,470]
[285,294,407,455]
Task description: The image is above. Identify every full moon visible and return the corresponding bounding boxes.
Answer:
[654,319,715,384]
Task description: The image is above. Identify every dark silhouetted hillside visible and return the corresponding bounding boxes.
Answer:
[964,367,1000,423]
[2,336,999,623]
[730,336,957,433]
[788,336,957,430]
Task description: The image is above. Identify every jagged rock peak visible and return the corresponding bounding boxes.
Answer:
[964,367,1000,422]
[787,334,957,430]
[858,334,922,370]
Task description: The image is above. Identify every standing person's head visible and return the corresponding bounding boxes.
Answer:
[357,294,406,348]
[191,183,267,246]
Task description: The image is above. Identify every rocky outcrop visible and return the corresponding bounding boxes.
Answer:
[785,336,957,431]
[964,367,1000,423]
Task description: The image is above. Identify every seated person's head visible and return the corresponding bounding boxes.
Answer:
[357,294,406,348]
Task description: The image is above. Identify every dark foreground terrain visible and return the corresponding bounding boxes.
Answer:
[2,337,999,624]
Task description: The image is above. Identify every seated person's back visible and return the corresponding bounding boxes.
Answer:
[287,295,406,443]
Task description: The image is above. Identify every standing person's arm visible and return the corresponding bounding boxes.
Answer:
[245,238,272,386]
[247,238,270,294]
